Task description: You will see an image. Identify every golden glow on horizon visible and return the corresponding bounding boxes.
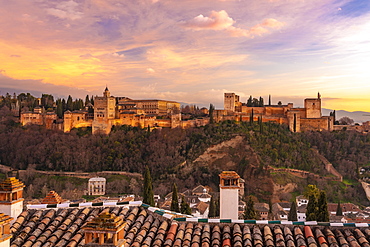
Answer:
[0,41,107,86]
[323,98,370,113]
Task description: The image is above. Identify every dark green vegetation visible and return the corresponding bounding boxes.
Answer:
[170,183,180,212]
[244,196,258,220]
[306,189,330,222]
[1,103,370,205]
[288,200,298,221]
[143,166,155,206]
[180,195,191,215]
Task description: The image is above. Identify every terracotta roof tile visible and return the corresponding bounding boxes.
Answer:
[14,204,370,247]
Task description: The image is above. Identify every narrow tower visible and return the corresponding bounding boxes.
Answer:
[219,171,240,219]
[0,177,25,222]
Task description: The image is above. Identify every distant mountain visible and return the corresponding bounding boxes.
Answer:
[322,108,370,124]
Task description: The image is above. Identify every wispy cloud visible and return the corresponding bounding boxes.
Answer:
[46,0,83,20]
[183,10,284,38]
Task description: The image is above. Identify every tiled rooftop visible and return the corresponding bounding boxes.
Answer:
[10,203,370,247]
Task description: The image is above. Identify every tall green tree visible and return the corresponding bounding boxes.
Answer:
[170,183,180,212]
[244,196,258,220]
[306,194,317,221]
[268,200,273,220]
[317,191,329,222]
[85,95,90,106]
[288,200,298,221]
[215,197,220,217]
[143,166,154,206]
[250,109,254,124]
[209,196,216,217]
[56,99,63,118]
[180,195,191,215]
[336,201,343,216]
[66,95,73,111]
[61,98,66,112]
[247,96,253,107]
[209,104,215,124]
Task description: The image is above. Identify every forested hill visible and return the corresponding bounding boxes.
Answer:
[1,106,370,204]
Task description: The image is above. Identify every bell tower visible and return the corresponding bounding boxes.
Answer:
[0,177,25,222]
[219,171,240,220]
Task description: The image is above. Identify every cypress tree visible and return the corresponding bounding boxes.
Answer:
[250,109,254,124]
[247,96,253,107]
[268,200,273,220]
[180,195,191,215]
[215,197,220,217]
[288,200,298,221]
[306,194,317,221]
[336,201,343,216]
[259,96,264,107]
[85,95,90,106]
[317,191,329,222]
[143,166,154,206]
[62,98,66,112]
[209,104,215,124]
[244,196,258,220]
[268,95,271,106]
[66,95,73,111]
[209,196,216,217]
[56,99,63,118]
[171,183,180,212]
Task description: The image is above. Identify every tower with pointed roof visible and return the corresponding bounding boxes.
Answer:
[41,191,64,204]
[219,171,240,220]
[0,177,25,222]
[103,86,111,98]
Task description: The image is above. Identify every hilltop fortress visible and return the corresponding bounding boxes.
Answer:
[18,88,346,133]
[63,87,188,134]
[215,92,335,132]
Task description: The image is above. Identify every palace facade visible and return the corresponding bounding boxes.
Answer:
[63,87,185,134]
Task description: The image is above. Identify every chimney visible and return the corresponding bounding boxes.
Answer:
[83,212,126,246]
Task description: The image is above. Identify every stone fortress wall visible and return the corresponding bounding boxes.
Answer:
[219,92,335,132]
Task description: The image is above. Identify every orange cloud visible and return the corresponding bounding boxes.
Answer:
[183,10,235,30]
[184,10,283,38]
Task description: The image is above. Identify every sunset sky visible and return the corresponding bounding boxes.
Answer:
[0,0,370,111]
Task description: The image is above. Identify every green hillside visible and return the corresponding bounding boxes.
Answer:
[1,106,369,205]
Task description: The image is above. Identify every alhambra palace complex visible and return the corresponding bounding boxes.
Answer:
[220,92,334,132]
[20,87,370,134]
